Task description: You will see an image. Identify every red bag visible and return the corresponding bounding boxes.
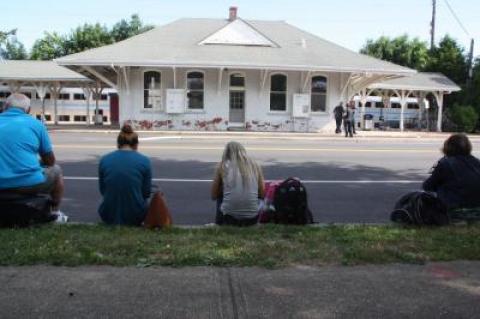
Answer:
[259,180,282,223]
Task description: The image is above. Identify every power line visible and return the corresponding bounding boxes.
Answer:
[442,0,470,36]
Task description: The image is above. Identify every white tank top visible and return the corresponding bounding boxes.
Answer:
[220,161,259,219]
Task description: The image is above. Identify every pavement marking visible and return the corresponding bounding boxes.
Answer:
[64,176,422,184]
[54,144,439,153]
[139,136,183,141]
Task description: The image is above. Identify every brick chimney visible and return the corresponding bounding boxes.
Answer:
[229,6,238,21]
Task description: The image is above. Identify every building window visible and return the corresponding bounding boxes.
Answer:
[365,101,372,108]
[187,71,204,110]
[311,76,327,112]
[74,93,86,100]
[20,92,32,99]
[0,92,11,98]
[407,103,419,109]
[144,71,161,109]
[58,115,70,121]
[270,74,287,111]
[376,102,385,108]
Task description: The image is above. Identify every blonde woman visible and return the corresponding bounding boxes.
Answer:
[211,141,265,226]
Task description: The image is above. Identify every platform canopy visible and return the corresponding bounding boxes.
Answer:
[356,72,462,132]
[0,60,96,124]
[0,60,91,84]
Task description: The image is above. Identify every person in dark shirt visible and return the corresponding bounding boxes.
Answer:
[333,102,345,134]
[98,125,170,226]
[343,101,355,138]
[423,133,480,210]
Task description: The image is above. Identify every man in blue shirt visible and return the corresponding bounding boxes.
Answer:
[0,93,65,216]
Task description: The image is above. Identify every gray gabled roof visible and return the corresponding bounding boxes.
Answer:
[0,60,90,82]
[56,18,415,75]
[368,72,461,92]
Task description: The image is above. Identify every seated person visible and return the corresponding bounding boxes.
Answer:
[0,93,66,222]
[98,125,170,227]
[423,133,480,213]
[211,141,265,226]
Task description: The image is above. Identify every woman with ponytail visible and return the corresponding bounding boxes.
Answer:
[98,124,171,227]
[211,141,265,226]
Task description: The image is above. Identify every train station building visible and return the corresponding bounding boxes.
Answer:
[3,8,461,132]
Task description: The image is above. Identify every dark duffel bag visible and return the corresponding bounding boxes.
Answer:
[390,191,450,226]
[0,193,55,228]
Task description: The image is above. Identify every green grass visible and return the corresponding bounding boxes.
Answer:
[0,224,479,268]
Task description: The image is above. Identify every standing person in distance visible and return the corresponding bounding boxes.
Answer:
[343,101,355,138]
[333,102,345,134]
[350,100,357,135]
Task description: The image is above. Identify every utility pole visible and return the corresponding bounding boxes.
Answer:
[430,0,436,51]
[467,38,475,86]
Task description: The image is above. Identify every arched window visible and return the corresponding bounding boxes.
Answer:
[187,71,204,110]
[144,71,161,109]
[270,74,287,111]
[311,76,327,112]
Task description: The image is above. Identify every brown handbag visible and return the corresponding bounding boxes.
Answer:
[144,192,173,228]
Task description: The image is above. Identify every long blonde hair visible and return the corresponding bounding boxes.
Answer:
[220,141,258,187]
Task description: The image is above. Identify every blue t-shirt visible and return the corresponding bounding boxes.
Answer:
[98,150,152,225]
[0,108,53,189]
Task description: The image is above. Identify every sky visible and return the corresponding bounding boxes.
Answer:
[2,0,479,58]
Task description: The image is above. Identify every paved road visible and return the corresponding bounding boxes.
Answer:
[51,132,480,224]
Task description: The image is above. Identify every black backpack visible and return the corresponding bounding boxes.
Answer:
[0,193,55,228]
[390,191,450,226]
[270,177,314,225]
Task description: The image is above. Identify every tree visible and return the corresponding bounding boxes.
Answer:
[65,23,113,54]
[30,32,67,60]
[0,38,27,59]
[0,29,16,44]
[360,35,430,70]
[110,14,154,42]
[445,104,478,132]
[426,35,468,85]
[29,15,152,60]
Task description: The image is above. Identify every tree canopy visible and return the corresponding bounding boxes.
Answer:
[0,38,27,59]
[11,14,153,60]
[425,35,468,85]
[360,35,430,70]
[30,32,67,60]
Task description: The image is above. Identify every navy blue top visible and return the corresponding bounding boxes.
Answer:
[423,155,480,209]
[0,108,53,189]
[98,150,152,225]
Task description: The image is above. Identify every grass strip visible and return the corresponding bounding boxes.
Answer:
[0,224,479,268]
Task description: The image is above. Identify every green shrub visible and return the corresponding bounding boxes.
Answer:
[446,104,479,133]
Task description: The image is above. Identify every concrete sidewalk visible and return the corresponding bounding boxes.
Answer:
[1,261,479,318]
[47,125,480,140]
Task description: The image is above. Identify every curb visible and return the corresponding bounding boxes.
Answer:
[47,128,480,140]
